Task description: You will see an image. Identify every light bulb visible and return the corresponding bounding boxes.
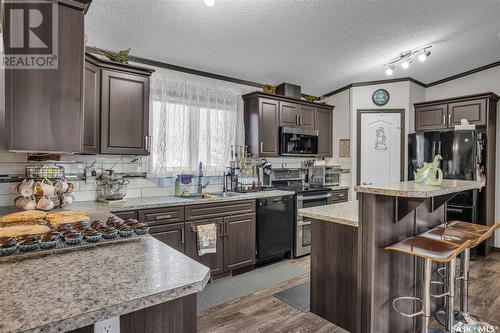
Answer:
[204,0,215,6]
[401,60,410,69]
[418,53,427,62]
[385,66,394,76]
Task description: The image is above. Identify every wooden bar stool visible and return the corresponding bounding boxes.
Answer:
[427,221,500,329]
[385,236,471,333]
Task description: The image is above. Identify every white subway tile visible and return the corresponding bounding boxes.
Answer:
[141,187,175,197]
[0,183,18,195]
[125,188,142,199]
[0,194,18,206]
[73,191,99,202]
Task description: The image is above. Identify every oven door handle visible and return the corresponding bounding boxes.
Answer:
[297,193,332,201]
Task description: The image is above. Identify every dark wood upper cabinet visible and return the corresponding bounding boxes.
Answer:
[299,104,316,129]
[414,93,497,132]
[243,92,334,157]
[82,52,154,155]
[223,213,256,272]
[316,108,333,157]
[82,59,101,154]
[414,103,448,131]
[100,69,150,155]
[3,0,86,153]
[185,218,225,275]
[244,96,280,157]
[448,99,486,127]
[279,101,300,127]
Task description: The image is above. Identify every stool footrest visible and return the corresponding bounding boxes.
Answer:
[392,296,424,318]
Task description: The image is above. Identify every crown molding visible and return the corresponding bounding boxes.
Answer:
[322,60,500,98]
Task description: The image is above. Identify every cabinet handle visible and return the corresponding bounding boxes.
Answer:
[260,141,263,153]
[218,222,224,237]
[442,114,446,125]
[181,228,185,244]
[145,136,151,152]
[448,113,452,125]
[224,222,228,237]
[299,115,302,126]
[156,214,172,220]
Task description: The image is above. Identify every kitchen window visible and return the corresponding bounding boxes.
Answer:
[148,73,244,177]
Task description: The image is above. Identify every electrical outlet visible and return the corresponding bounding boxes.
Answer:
[94,316,120,333]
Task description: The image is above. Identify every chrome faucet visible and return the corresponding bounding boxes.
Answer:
[197,161,209,194]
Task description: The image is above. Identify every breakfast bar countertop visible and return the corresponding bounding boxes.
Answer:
[299,200,358,227]
[354,179,484,198]
[0,236,210,333]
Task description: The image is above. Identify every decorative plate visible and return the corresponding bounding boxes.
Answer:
[372,89,390,106]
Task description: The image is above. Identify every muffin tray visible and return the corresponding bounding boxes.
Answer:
[0,233,146,262]
[0,211,148,262]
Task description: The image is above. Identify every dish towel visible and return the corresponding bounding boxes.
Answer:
[196,223,217,256]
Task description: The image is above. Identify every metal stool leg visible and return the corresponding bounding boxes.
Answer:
[459,248,470,316]
[446,258,456,331]
[421,258,432,333]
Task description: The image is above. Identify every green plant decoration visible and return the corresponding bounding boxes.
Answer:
[414,155,443,186]
[303,95,318,102]
[94,47,131,64]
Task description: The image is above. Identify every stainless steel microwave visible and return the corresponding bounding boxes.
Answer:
[280,127,319,156]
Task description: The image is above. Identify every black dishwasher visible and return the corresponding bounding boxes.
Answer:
[256,195,295,265]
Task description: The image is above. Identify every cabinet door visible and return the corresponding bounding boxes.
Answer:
[259,98,280,156]
[415,104,448,131]
[223,213,256,272]
[279,101,299,127]
[299,105,316,129]
[317,109,333,157]
[448,99,487,127]
[150,222,186,253]
[82,60,100,154]
[185,218,224,275]
[100,70,150,155]
[3,2,84,153]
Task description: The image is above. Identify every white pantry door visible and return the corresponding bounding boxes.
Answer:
[360,112,402,186]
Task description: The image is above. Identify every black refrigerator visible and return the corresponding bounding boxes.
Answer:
[408,130,485,225]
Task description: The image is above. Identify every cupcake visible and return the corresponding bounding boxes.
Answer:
[118,225,134,238]
[124,219,139,227]
[99,226,118,239]
[133,223,149,235]
[0,237,17,256]
[40,231,60,249]
[81,228,102,243]
[55,224,74,233]
[91,220,105,229]
[17,235,40,252]
[63,231,82,245]
[74,220,90,230]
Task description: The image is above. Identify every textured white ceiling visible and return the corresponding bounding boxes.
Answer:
[85,0,500,95]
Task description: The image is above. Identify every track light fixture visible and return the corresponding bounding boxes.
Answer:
[383,45,432,75]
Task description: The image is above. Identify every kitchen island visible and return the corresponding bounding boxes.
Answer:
[0,235,209,333]
[299,180,484,333]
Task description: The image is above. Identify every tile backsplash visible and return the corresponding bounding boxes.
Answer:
[0,150,351,206]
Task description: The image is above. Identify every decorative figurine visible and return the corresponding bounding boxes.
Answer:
[414,155,443,186]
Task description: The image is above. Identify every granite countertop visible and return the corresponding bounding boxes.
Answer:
[0,236,210,333]
[299,200,358,227]
[68,190,295,213]
[354,180,484,198]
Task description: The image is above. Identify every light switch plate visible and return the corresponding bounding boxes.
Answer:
[94,316,120,333]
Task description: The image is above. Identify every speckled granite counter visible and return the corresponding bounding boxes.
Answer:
[69,190,295,213]
[299,200,358,227]
[355,179,484,198]
[0,236,210,333]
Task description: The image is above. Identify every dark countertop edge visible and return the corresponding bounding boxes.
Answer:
[20,271,210,333]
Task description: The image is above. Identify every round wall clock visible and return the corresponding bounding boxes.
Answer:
[372,89,390,106]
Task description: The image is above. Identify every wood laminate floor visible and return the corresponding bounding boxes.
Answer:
[198,252,500,332]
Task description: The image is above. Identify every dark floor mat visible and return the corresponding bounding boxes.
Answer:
[273,282,310,312]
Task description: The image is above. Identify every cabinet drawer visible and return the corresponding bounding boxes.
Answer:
[113,210,138,220]
[138,206,185,225]
[185,200,256,220]
[331,189,348,202]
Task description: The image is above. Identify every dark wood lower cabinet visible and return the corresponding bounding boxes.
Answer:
[185,218,225,275]
[120,294,196,333]
[150,222,186,253]
[223,213,256,271]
